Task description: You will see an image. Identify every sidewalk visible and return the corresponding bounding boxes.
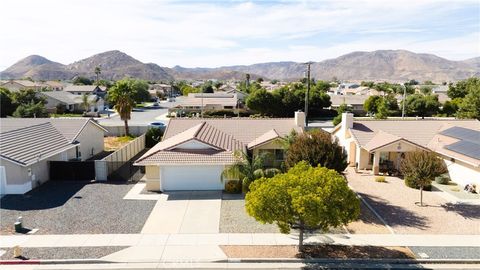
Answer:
[2,233,479,249]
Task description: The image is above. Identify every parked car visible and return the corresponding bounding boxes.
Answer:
[152,102,160,107]
[149,122,166,128]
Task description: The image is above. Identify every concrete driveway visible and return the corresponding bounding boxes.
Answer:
[141,191,221,234]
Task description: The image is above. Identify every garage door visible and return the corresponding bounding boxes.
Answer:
[161,165,224,191]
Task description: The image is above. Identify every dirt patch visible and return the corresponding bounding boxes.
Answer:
[104,136,135,151]
[220,245,415,259]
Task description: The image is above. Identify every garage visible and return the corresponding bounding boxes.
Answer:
[160,165,225,191]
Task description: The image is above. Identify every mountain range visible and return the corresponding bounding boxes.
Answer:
[1,50,478,82]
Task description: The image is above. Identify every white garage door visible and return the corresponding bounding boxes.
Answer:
[161,165,224,191]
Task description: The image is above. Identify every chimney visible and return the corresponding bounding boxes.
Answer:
[294,111,305,128]
[341,113,354,138]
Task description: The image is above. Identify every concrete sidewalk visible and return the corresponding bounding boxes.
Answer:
[1,233,479,249]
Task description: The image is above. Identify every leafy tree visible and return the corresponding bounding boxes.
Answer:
[363,95,381,115]
[313,80,331,92]
[73,76,93,85]
[202,81,214,93]
[222,151,280,192]
[375,98,389,119]
[246,89,278,116]
[129,79,150,103]
[245,162,360,251]
[270,79,279,84]
[285,130,348,173]
[457,84,480,120]
[419,86,432,95]
[256,77,264,83]
[145,127,164,148]
[332,103,350,126]
[447,78,479,99]
[213,81,223,90]
[404,94,440,117]
[423,80,435,85]
[11,88,46,105]
[0,88,16,117]
[407,79,419,85]
[400,151,447,206]
[180,85,200,96]
[108,79,136,135]
[442,99,460,116]
[360,81,375,88]
[13,101,48,118]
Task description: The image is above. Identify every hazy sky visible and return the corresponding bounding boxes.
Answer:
[1,0,479,70]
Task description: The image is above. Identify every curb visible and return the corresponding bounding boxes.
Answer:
[222,258,480,264]
[0,259,112,265]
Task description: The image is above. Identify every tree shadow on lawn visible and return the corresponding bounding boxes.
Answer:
[356,192,429,230]
[441,203,480,220]
[0,181,89,211]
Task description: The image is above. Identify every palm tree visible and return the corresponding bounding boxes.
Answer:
[81,94,90,112]
[108,79,136,136]
[222,151,280,192]
[94,66,101,86]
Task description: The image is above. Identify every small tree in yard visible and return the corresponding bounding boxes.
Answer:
[246,162,360,251]
[222,151,281,192]
[400,151,447,206]
[81,94,90,112]
[285,130,348,173]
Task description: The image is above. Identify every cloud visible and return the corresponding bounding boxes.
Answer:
[0,0,478,70]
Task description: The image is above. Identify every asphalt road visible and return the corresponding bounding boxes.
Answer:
[98,100,179,126]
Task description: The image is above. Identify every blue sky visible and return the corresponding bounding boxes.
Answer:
[0,0,478,70]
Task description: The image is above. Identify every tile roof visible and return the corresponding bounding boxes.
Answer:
[40,91,77,105]
[0,118,106,142]
[330,95,369,106]
[135,122,245,165]
[247,129,280,149]
[64,85,106,93]
[135,149,236,165]
[0,122,76,166]
[363,130,402,151]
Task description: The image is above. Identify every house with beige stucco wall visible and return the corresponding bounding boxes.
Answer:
[135,112,305,191]
[332,113,480,188]
[0,118,107,194]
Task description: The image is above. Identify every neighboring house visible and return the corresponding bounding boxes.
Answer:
[0,118,107,194]
[135,112,305,191]
[329,95,368,115]
[332,113,480,187]
[172,92,241,113]
[1,80,43,91]
[40,91,105,113]
[42,81,64,91]
[225,89,248,101]
[64,85,107,98]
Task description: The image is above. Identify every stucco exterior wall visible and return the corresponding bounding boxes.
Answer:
[145,165,161,191]
[76,122,105,160]
[443,159,480,188]
[0,147,76,194]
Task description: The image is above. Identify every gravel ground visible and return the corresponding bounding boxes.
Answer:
[345,200,391,234]
[0,246,127,260]
[409,246,480,259]
[220,245,414,259]
[346,168,480,234]
[220,193,279,233]
[220,193,349,234]
[0,181,156,235]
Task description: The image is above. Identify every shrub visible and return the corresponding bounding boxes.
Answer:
[145,127,163,148]
[225,180,241,194]
[435,175,450,185]
[405,176,431,191]
[375,176,387,183]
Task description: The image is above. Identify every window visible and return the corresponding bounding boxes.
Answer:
[274,149,284,161]
[368,153,374,165]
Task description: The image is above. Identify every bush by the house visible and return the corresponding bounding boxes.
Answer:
[404,176,432,191]
[435,175,450,185]
[225,180,242,194]
[145,127,163,148]
[375,176,387,183]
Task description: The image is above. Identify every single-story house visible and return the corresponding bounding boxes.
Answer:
[0,118,107,194]
[134,112,305,191]
[40,91,105,113]
[172,92,241,114]
[42,81,65,91]
[329,95,369,115]
[332,113,480,187]
[64,85,107,98]
[1,80,43,92]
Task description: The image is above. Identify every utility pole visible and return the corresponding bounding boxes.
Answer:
[402,83,407,119]
[304,62,313,127]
